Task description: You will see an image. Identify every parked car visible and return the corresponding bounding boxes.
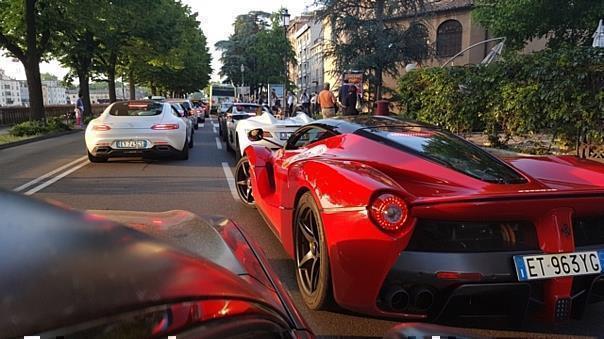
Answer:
[168,98,205,125]
[85,100,193,162]
[230,110,313,159]
[0,190,313,338]
[237,115,604,324]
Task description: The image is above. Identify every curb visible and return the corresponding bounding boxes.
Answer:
[0,129,82,151]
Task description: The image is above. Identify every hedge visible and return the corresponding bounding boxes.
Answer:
[397,47,604,147]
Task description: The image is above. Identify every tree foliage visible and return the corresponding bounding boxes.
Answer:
[215,10,296,94]
[398,47,604,148]
[315,0,429,100]
[473,0,604,50]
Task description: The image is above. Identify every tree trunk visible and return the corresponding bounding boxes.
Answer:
[375,67,383,100]
[78,70,92,118]
[129,69,136,100]
[24,58,45,121]
[151,83,157,96]
[107,52,117,103]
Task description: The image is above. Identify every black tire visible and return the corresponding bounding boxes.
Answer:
[226,131,234,153]
[88,151,107,163]
[222,124,228,142]
[235,134,242,161]
[235,156,255,208]
[177,140,189,160]
[189,132,194,148]
[294,192,333,310]
[193,121,199,130]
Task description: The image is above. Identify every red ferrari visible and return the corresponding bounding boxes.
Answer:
[236,115,604,324]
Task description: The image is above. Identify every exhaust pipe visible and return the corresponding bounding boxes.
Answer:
[412,287,434,311]
[384,286,410,312]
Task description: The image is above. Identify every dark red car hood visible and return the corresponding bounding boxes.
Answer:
[0,192,283,336]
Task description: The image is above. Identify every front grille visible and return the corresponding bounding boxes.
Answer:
[573,216,604,246]
[407,220,538,252]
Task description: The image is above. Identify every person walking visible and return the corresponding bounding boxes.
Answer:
[287,91,295,117]
[318,83,337,118]
[310,91,318,117]
[343,85,359,116]
[300,90,310,114]
[75,91,84,128]
[338,79,350,107]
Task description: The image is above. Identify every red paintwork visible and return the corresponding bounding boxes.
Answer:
[244,131,604,322]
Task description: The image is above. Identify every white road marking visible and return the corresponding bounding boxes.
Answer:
[215,137,223,150]
[13,155,88,192]
[222,162,239,201]
[212,126,218,134]
[24,160,90,196]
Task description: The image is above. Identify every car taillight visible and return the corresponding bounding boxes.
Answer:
[92,124,111,131]
[369,193,409,233]
[151,124,179,130]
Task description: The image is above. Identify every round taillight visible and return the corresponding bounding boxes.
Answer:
[370,193,409,232]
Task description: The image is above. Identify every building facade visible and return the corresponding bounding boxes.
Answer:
[42,80,67,105]
[287,13,325,96]
[0,70,22,107]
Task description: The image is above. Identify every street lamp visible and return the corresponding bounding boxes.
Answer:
[240,64,245,101]
[281,8,291,117]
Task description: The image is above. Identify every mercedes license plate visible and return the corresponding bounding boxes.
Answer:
[514,251,604,281]
[116,140,147,149]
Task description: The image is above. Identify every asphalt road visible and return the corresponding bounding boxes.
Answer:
[1,119,603,338]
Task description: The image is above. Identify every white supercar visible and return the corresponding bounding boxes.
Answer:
[228,111,314,157]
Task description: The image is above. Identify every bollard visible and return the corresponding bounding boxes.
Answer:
[375,100,390,116]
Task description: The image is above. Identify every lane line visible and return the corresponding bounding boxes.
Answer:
[215,137,223,150]
[221,162,239,201]
[24,160,90,196]
[13,155,88,192]
[212,126,218,134]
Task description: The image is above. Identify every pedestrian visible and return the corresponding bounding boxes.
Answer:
[270,88,277,109]
[300,90,310,114]
[75,91,84,128]
[287,91,295,117]
[318,83,337,118]
[338,79,350,107]
[310,91,317,117]
[343,85,359,116]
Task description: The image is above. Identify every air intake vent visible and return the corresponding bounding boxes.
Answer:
[573,216,604,247]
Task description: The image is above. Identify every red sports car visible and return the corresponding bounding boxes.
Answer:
[236,115,604,324]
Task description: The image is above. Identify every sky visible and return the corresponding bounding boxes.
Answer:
[0,0,311,82]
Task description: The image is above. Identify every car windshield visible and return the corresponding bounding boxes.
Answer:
[358,125,527,184]
[109,102,162,117]
[234,105,260,114]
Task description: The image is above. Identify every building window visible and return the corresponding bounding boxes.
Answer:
[436,20,462,57]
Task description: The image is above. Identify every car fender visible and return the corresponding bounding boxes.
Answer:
[286,159,409,211]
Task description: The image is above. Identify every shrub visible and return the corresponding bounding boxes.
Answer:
[9,117,71,137]
[397,47,604,146]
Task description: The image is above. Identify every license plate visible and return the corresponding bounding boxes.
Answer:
[115,140,147,149]
[514,251,604,281]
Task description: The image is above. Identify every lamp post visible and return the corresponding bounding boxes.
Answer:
[240,64,245,101]
[281,8,291,117]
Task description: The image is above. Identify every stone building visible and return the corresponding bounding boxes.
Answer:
[0,69,22,107]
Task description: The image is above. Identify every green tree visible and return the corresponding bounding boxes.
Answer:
[215,10,295,95]
[473,0,604,50]
[41,72,58,81]
[0,0,60,121]
[315,0,429,101]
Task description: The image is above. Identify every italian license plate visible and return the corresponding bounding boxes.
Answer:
[116,140,147,149]
[514,251,604,281]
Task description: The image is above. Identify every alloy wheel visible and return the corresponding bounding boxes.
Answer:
[235,157,254,205]
[296,206,321,295]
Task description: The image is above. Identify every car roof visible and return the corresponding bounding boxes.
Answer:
[0,191,273,336]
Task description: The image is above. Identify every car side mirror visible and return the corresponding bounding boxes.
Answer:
[248,128,264,142]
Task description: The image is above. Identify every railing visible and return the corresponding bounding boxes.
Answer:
[0,105,109,126]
